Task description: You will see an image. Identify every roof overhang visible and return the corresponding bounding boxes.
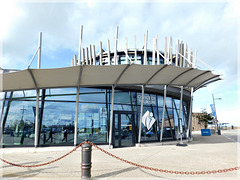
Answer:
[0,64,221,92]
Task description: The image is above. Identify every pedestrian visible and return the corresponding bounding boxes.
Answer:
[62,129,68,142]
[46,128,53,143]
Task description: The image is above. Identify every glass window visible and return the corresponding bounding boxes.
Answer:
[40,101,76,145]
[2,100,35,146]
[138,106,158,142]
[77,103,107,144]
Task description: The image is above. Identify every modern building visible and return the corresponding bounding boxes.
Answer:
[0,27,221,148]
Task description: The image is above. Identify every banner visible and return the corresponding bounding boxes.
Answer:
[210,104,216,118]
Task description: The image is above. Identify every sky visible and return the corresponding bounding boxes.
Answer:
[0,0,239,125]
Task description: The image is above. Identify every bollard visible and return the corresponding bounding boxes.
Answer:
[81,140,92,179]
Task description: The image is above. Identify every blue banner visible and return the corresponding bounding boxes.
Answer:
[210,104,216,118]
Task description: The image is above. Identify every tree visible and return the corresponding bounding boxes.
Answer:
[197,111,214,129]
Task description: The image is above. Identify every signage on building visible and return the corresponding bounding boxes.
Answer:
[142,110,156,130]
[138,94,156,105]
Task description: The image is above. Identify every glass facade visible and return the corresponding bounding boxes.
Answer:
[0,87,190,147]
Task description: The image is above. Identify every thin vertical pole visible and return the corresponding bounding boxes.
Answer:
[107,40,111,65]
[169,36,172,64]
[99,41,103,65]
[89,45,92,65]
[38,32,42,69]
[78,25,83,65]
[152,37,155,65]
[156,35,160,65]
[74,54,77,66]
[138,85,144,144]
[109,85,115,148]
[194,49,197,68]
[82,48,85,65]
[74,88,79,146]
[134,35,137,64]
[125,37,128,64]
[92,45,96,65]
[175,40,179,66]
[143,31,148,65]
[178,86,183,140]
[86,47,89,65]
[186,87,193,139]
[164,37,168,64]
[114,26,118,65]
[34,90,40,147]
[160,85,167,141]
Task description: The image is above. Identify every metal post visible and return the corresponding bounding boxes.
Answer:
[160,85,167,141]
[164,37,168,64]
[152,37,155,65]
[74,88,79,146]
[86,47,89,65]
[34,89,40,147]
[175,40,179,66]
[156,35,160,65]
[143,31,148,65]
[107,39,111,65]
[38,32,42,69]
[125,37,129,64]
[114,26,118,65]
[78,25,83,65]
[134,35,137,64]
[81,141,92,179]
[89,45,92,65]
[108,85,115,148]
[186,87,193,140]
[169,36,172,64]
[92,45,96,65]
[99,41,103,65]
[138,85,144,145]
[177,86,187,146]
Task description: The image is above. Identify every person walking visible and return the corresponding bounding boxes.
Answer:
[62,129,68,142]
[46,128,53,143]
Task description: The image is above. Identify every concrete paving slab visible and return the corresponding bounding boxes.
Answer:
[0,130,239,179]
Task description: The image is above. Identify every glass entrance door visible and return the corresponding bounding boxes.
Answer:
[113,111,136,148]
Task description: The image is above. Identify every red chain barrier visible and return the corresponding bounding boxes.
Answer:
[0,142,84,168]
[1,141,240,175]
[88,141,240,175]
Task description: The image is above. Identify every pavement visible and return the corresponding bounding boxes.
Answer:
[0,129,239,180]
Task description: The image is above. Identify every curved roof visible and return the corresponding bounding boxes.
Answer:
[0,64,221,92]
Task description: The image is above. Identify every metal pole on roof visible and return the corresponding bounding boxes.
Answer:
[114,26,118,65]
[152,37,156,65]
[164,37,168,64]
[92,45,96,65]
[86,47,89,65]
[175,40,179,66]
[89,45,92,65]
[107,39,111,65]
[138,85,145,145]
[160,85,167,141]
[169,36,172,64]
[134,35,137,64]
[37,32,42,69]
[78,25,83,65]
[143,31,148,65]
[156,35,160,65]
[125,37,129,64]
[109,85,115,148]
[99,41,103,65]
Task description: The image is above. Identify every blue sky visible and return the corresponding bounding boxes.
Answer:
[0,0,239,125]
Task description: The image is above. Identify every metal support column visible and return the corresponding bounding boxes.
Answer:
[108,85,115,148]
[74,88,79,146]
[186,87,193,140]
[138,85,145,145]
[34,89,40,147]
[38,32,42,69]
[78,25,83,65]
[114,26,118,65]
[160,85,167,141]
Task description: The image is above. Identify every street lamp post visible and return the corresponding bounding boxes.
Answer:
[212,94,222,133]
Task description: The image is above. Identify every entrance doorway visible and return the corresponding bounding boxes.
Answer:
[112,111,136,148]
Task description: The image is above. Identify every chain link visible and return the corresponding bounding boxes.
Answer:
[88,141,240,175]
[0,142,84,168]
